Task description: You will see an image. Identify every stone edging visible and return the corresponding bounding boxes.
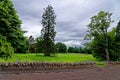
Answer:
[0,62,96,71]
[0,61,120,71]
[105,61,120,65]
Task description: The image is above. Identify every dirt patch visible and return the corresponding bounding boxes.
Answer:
[0,65,120,80]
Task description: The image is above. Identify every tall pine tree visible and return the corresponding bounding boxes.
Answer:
[41,5,56,56]
[0,0,28,53]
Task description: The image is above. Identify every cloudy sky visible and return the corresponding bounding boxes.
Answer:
[12,0,120,47]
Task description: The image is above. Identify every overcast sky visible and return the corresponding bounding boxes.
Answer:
[12,0,120,47]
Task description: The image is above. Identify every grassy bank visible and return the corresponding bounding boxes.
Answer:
[0,53,96,63]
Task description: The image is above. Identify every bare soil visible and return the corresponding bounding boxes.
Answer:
[0,65,120,80]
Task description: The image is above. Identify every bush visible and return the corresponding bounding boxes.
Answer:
[0,36,14,59]
[55,42,67,53]
[91,35,120,61]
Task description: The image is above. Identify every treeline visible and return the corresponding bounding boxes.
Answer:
[28,37,91,54]
[67,47,91,54]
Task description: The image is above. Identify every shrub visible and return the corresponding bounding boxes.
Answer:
[0,36,14,59]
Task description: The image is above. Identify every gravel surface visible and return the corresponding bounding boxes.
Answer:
[0,65,120,80]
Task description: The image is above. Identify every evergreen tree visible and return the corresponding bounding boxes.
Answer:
[41,5,56,56]
[0,0,28,53]
[35,37,44,53]
[28,35,35,53]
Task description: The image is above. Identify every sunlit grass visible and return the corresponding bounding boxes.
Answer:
[96,61,105,67]
[0,53,96,63]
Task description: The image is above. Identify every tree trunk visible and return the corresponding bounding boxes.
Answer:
[105,48,109,61]
[105,29,110,61]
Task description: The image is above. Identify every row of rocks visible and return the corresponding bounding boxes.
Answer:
[0,62,96,70]
[0,61,120,71]
[105,61,120,65]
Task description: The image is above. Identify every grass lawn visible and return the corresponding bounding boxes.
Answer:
[0,53,96,63]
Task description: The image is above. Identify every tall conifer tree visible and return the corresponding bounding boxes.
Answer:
[41,5,56,56]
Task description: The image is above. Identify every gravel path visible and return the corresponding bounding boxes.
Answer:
[0,65,120,80]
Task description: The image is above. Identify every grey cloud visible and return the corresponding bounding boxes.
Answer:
[12,0,120,47]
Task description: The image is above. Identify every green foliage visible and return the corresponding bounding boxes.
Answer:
[87,11,113,38]
[115,21,120,60]
[28,35,35,53]
[68,47,79,53]
[96,61,105,67]
[55,42,67,53]
[83,47,92,54]
[41,5,56,56]
[0,36,14,59]
[91,37,106,60]
[0,53,95,63]
[15,36,29,53]
[67,46,91,54]
[67,47,74,53]
[87,11,113,61]
[35,37,44,53]
[107,28,118,61]
[115,21,120,41]
[91,28,120,61]
[0,0,28,53]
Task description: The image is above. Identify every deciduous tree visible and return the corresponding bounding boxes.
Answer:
[55,42,67,53]
[87,11,113,61]
[0,0,28,53]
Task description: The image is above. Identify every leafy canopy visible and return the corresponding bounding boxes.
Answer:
[86,11,113,61]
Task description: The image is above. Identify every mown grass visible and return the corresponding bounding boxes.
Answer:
[0,53,96,63]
